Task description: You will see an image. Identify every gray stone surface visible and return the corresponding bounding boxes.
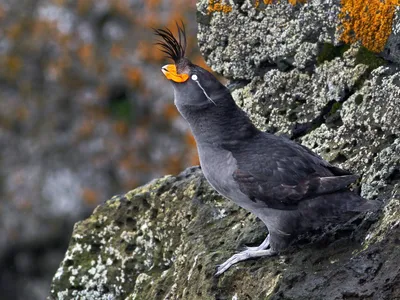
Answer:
[198,0,400,79]
[50,1,400,299]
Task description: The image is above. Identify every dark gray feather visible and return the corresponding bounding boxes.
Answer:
[228,132,359,210]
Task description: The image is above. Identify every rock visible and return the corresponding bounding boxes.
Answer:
[50,167,264,299]
[50,1,400,299]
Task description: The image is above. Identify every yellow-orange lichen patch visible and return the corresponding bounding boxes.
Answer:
[4,55,22,76]
[138,41,164,62]
[339,0,400,53]
[77,120,95,139]
[110,43,125,59]
[163,103,180,121]
[77,43,94,66]
[207,0,232,14]
[124,67,143,87]
[77,0,92,14]
[81,188,99,205]
[255,0,272,7]
[288,0,307,4]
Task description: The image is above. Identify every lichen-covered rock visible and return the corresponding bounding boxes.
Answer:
[49,167,267,299]
[198,0,400,79]
[198,1,340,79]
[49,165,399,300]
[50,1,400,299]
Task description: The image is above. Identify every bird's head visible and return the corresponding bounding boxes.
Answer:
[154,23,228,111]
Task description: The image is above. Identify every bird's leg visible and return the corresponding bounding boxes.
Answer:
[215,235,277,276]
[244,234,270,251]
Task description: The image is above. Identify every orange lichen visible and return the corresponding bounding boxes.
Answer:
[77,120,95,139]
[289,0,307,5]
[339,0,400,53]
[163,103,180,120]
[110,0,135,21]
[123,179,139,190]
[118,152,138,173]
[81,188,99,205]
[6,23,24,39]
[52,0,66,6]
[78,43,94,65]
[207,0,232,14]
[185,131,197,148]
[255,0,273,8]
[124,67,143,87]
[77,0,92,14]
[110,43,125,59]
[4,55,22,76]
[138,41,165,62]
[288,0,307,4]
[145,0,161,10]
[189,151,200,166]
[164,155,184,175]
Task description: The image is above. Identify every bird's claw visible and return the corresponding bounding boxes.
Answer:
[215,248,276,276]
[215,252,249,276]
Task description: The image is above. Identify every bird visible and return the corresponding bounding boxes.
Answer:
[154,23,381,276]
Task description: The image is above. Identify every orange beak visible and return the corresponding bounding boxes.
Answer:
[161,64,189,83]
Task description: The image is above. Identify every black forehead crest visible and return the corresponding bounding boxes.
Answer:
[154,22,187,63]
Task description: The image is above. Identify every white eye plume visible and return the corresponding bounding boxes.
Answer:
[191,74,216,106]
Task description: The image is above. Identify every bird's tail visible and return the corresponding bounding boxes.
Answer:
[349,197,382,213]
[299,191,382,228]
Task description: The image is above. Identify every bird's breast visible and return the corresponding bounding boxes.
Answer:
[198,145,237,198]
[198,144,279,220]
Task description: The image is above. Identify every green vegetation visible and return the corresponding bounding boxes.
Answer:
[317,43,350,65]
[355,46,386,71]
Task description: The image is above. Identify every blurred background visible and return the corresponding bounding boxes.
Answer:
[0,0,206,298]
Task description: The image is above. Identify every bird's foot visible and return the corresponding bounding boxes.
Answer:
[215,248,276,276]
[244,234,270,251]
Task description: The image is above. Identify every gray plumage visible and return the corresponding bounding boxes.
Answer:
[155,24,380,276]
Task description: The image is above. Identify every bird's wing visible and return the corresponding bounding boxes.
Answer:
[229,134,358,210]
[294,142,353,176]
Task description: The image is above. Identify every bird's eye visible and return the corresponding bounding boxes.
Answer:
[191,74,198,81]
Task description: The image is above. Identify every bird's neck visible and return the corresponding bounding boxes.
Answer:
[178,98,259,147]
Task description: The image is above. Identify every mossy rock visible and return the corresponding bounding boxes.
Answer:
[49,165,400,299]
